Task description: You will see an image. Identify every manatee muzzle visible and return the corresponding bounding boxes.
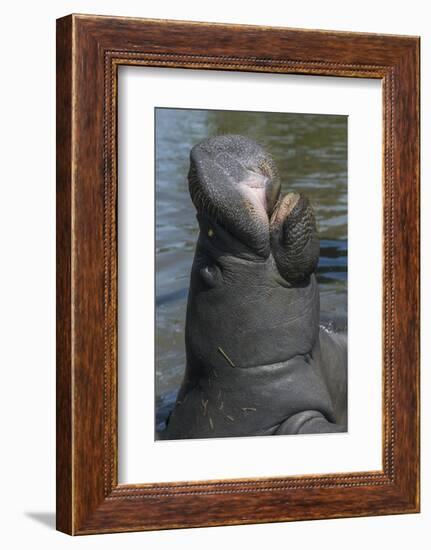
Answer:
[188,135,280,257]
[188,135,319,282]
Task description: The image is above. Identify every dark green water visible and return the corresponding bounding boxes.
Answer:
[155,108,347,427]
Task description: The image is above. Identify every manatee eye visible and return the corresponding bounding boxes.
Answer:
[208,228,214,238]
[200,264,222,288]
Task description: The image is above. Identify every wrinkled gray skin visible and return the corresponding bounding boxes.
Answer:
[164,135,347,439]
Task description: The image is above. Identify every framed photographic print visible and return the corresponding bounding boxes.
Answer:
[56,14,420,534]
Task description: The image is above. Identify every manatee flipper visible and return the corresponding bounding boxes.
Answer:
[275,410,346,435]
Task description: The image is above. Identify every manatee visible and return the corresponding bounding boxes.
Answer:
[163,135,347,439]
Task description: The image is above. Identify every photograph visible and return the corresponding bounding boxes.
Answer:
[51,10,420,536]
[0,0,425,545]
[155,108,348,440]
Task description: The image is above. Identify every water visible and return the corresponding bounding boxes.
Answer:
[155,108,347,429]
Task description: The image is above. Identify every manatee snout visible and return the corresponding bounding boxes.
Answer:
[188,135,319,284]
[188,135,280,258]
